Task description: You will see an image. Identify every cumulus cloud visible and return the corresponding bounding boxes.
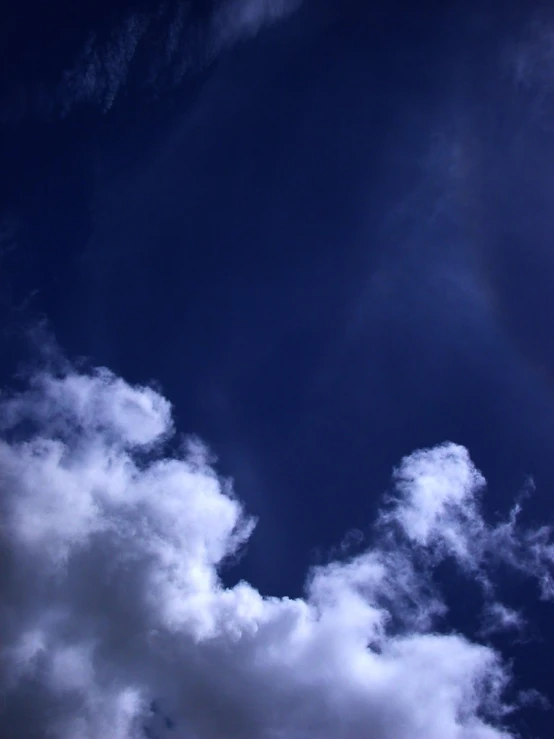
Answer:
[1,361,553,738]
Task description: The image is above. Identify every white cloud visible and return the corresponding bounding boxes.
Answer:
[1,363,553,738]
[480,603,525,638]
[380,445,554,605]
[381,444,487,564]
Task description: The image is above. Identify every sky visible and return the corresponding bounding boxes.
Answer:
[2,0,554,737]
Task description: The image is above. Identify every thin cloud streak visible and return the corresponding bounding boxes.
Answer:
[1,0,301,122]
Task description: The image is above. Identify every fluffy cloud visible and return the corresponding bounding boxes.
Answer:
[0,362,553,738]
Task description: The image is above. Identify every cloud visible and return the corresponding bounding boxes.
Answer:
[59,12,153,116]
[210,0,302,53]
[60,0,301,115]
[507,10,554,91]
[381,446,554,614]
[1,0,301,122]
[1,361,553,738]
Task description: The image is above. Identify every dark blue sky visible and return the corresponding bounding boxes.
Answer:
[2,1,554,737]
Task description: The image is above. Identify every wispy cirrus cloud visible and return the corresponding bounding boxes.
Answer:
[1,0,301,122]
[0,356,553,738]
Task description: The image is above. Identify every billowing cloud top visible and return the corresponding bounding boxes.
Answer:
[1,362,553,738]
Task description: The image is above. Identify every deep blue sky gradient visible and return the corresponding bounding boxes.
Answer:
[2,1,554,734]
